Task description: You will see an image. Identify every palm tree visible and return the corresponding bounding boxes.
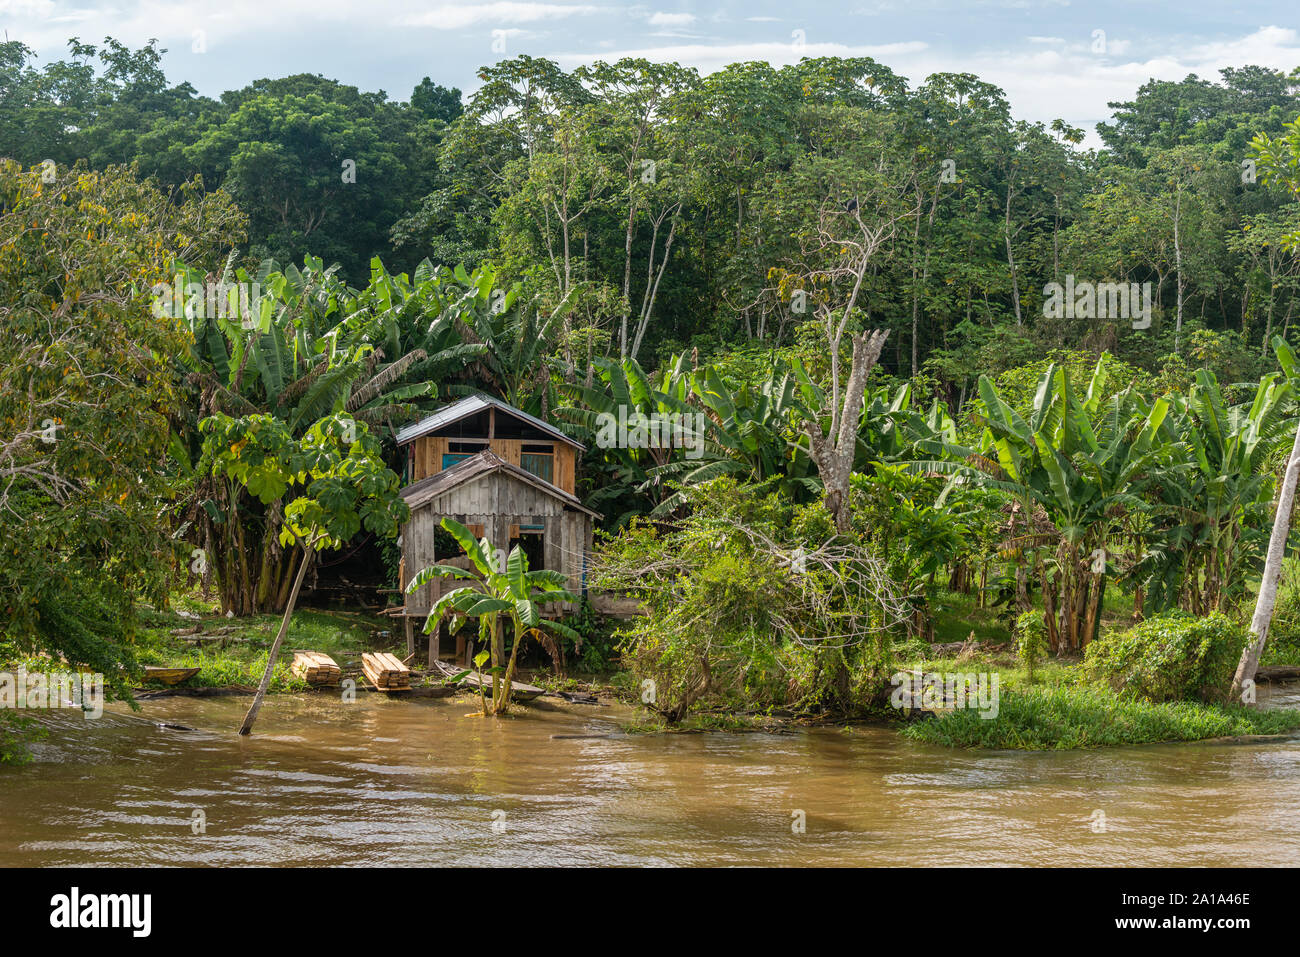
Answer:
[406,519,580,715]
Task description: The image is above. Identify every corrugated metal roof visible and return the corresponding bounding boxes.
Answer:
[394,393,584,450]
[401,450,600,519]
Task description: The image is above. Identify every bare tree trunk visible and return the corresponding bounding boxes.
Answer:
[909,190,923,378]
[1005,189,1022,326]
[1173,187,1185,353]
[806,330,890,533]
[619,205,636,357]
[1231,418,1300,700]
[239,546,314,735]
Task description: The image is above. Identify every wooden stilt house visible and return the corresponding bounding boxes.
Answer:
[392,394,599,663]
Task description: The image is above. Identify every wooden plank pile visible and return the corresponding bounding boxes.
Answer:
[291,651,342,688]
[361,652,411,692]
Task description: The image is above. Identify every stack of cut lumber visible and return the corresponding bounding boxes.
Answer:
[291,651,341,687]
[361,652,411,691]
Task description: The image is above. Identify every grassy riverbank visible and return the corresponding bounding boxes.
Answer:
[900,684,1300,749]
[895,594,1300,749]
[130,594,617,697]
[129,595,405,691]
[11,583,1299,754]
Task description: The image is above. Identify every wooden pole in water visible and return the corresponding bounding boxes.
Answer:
[239,545,314,736]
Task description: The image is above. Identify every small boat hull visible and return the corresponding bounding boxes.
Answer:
[432,661,544,701]
[143,666,200,686]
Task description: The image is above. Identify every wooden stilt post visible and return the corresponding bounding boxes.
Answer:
[404,614,414,656]
[428,620,440,667]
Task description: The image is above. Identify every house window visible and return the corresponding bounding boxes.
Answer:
[443,440,487,470]
[520,444,554,483]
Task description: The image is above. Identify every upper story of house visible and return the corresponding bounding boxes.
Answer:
[394,394,583,496]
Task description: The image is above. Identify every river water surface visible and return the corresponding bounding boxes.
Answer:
[3,684,1300,866]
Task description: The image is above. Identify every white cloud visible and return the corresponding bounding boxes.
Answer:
[648,11,695,28]
[403,3,604,29]
[918,26,1300,148]
[554,39,929,74]
[0,0,56,17]
[7,0,362,52]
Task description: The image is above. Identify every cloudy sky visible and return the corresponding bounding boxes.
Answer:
[3,1,1298,144]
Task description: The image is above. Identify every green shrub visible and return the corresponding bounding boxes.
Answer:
[595,480,902,723]
[558,600,620,674]
[1015,610,1048,682]
[902,684,1300,750]
[1084,612,1247,703]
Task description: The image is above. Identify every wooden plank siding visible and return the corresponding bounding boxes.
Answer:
[409,436,576,496]
[401,469,591,617]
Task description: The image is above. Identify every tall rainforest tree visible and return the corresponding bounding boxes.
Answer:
[0,160,242,684]
[577,59,699,360]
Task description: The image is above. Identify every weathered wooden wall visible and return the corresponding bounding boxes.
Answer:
[401,470,591,615]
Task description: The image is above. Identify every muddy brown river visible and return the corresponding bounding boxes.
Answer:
[3,684,1300,866]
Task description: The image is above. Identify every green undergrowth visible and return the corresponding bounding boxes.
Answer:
[130,595,399,690]
[901,683,1300,750]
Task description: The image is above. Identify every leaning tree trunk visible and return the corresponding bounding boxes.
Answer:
[1231,419,1300,701]
[238,546,314,736]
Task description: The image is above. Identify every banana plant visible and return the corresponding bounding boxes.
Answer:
[448,263,571,413]
[923,358,1174,652]
[169,256,445,615]
[556,353,701,521]
[1138,366,1292,613]
[406,519,580,716]
[650,363,815,512]
[340,256,489,402]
